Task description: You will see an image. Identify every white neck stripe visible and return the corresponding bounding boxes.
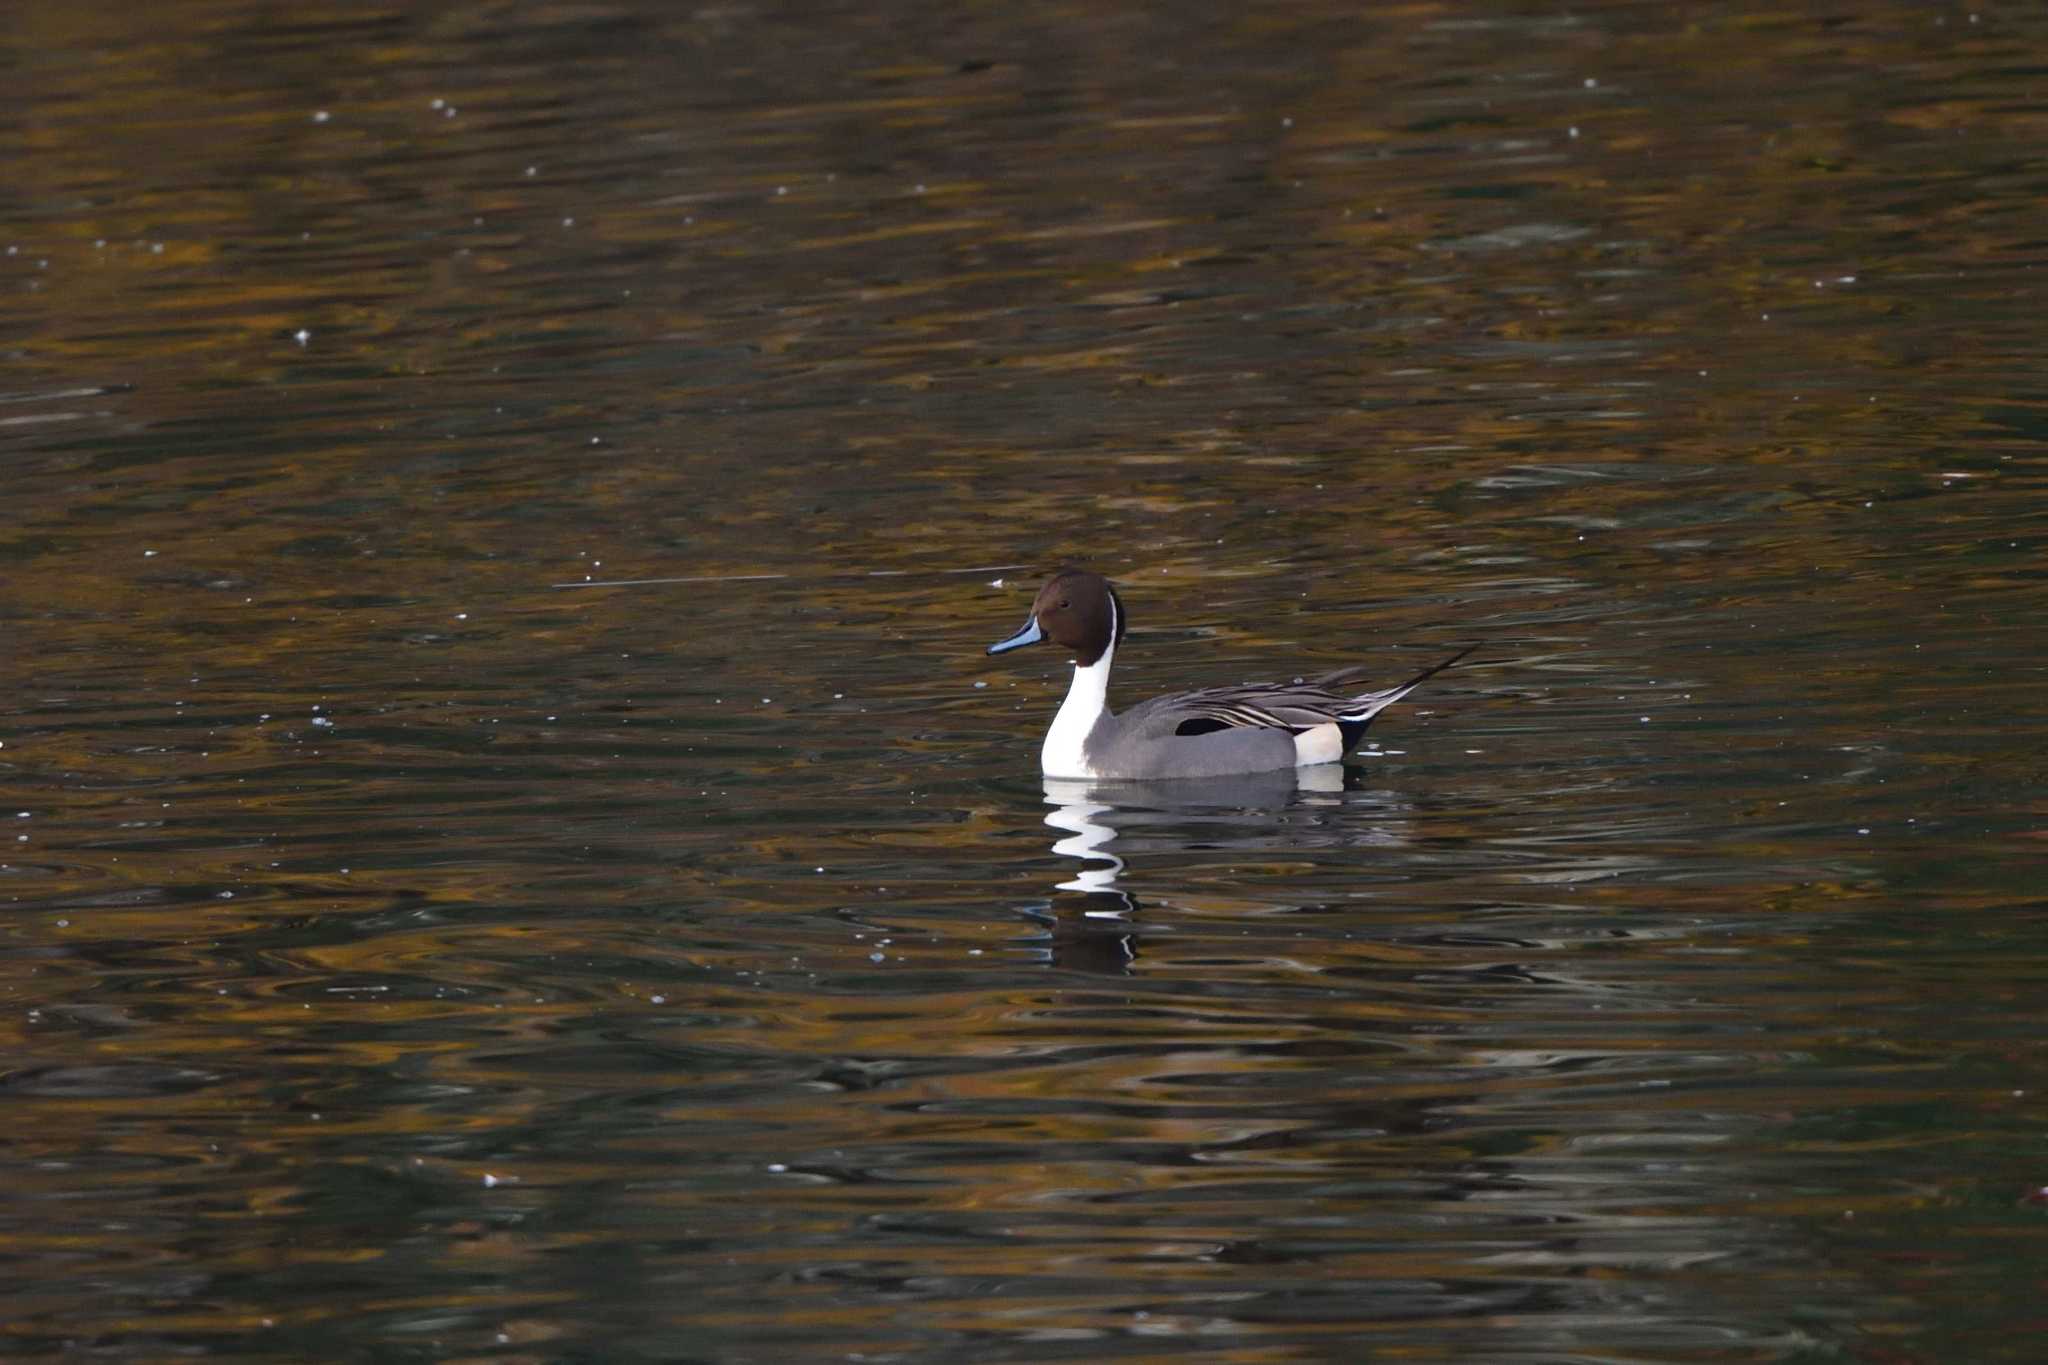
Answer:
[1041,642,1113,778]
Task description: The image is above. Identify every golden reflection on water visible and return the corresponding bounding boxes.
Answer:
[5,0,2048,1359]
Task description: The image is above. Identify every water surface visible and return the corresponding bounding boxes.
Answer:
[5,2,2048,1360]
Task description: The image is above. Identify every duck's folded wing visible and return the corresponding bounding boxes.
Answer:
[1120,684,1352,739]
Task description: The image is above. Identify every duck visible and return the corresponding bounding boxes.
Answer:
[987,567,1471,780]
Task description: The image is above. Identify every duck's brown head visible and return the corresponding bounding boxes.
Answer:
[986,567,1125,667]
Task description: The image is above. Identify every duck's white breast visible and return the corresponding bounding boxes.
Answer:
[1040,650,1113,778]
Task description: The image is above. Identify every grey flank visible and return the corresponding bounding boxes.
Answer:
[1085,654,1471,780]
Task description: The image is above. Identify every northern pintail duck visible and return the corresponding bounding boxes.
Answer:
[988,568,1471,780]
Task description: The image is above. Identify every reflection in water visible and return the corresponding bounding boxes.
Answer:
[1041,778,1127,896]
[1037,777,1139,972]
[1037,767,1407,973]
[1042,765,1360,890]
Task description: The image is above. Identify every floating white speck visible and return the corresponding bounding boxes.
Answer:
[311,717,333,728]
[482,1173,502,1187]
[294,329,311,346]
[312,110,330,123]
[990,578,1004,587]
[767,1163,788,1172]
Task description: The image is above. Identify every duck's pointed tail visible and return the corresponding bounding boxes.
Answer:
[1330,644,1476,744]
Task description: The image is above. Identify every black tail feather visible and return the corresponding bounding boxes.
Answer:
[1332,643,1477,750]
[1378,642,1477,699]
[1318,642,1476,695]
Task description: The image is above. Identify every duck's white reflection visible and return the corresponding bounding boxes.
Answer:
[1032,766,1412,974]
[1041,780,1126,899]
[1041,764,1353,900]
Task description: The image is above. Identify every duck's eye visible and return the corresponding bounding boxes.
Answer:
[1056,599,1071,609]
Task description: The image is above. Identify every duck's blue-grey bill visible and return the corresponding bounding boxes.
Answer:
[987,617,1044,655]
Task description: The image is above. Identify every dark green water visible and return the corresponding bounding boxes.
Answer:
[5,3,2047,1360]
